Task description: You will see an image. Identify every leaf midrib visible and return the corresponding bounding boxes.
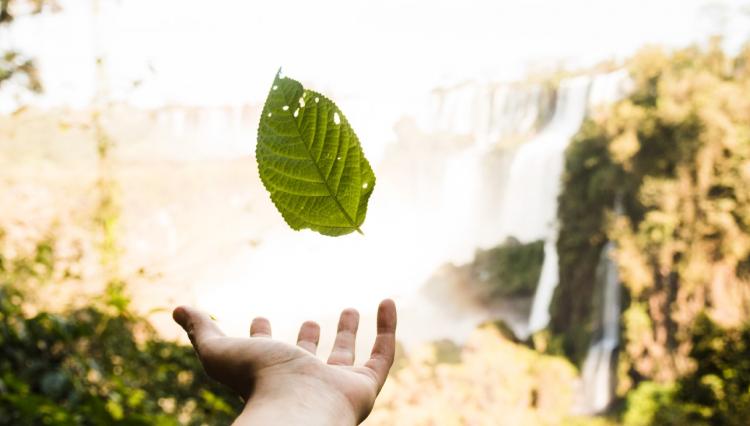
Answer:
[281,92,363,235]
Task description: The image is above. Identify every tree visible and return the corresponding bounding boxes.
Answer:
[552,41,750,394]
[0,0,60,93]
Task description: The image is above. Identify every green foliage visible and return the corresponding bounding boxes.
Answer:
[256,72,375,236]
[669,315,750,425]
[624,315,750,425]
[421,238,544,321]
[551,116,631,365]
[0,236,241,425]
[623,382,681,426]
[552,42,750,386]
[472,238,545,298]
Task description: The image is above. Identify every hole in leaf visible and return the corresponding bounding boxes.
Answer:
[267,112,272,117]
[333,112,341,125]
[293,108,299,118]
[282,105,289,111]
[315,97,320,103]
[299,97,305,107]
[362,182,369,189]
[272,85,278,90]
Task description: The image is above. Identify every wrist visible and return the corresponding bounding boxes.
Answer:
[234,379,358,426]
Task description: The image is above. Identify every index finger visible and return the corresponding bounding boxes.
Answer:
[363,299,397,390]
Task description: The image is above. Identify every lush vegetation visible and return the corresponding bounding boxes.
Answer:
[472,238,545,299]
[0,236,241,425]
[552,40,750,420]
[1,5,243,416]
[423,238,545,306]
[3,0,750,420]
[624,314,750,425]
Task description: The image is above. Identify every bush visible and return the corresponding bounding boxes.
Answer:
[471,238,545,299]
[623,314,750,426]
[0,236,241,425]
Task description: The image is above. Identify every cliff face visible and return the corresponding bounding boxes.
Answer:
[551,42,750,389]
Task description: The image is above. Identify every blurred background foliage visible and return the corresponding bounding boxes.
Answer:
[0,0,57,93]
[1,2,243,421]
[550,40,750,423]
[0,231,242,425]
[472,238,545,299]
[1,0,750,423]
[623,314,750,426]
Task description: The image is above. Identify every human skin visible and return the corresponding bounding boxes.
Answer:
[172,299,397,425]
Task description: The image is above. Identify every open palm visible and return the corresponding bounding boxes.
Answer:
[172,300,397,425]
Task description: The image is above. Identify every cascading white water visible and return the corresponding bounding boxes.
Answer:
[420,73,624,340]
[497,76,591,243]
[429,81,550,148]
[579,196,624,413]
[423,80,554,253]
[528,239,560,333]
[521,71,630,337]
[492,76,591,338]
[580,240,621,413]
[399,70,630,341]
[185,69,629,356]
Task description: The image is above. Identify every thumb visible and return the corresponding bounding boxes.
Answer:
[173,306,225,349]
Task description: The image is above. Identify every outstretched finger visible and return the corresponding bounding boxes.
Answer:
[327,308,359,366]
[250,317,272,337]
[172,306,225,351]
[297,321,321,354]
[363,299,397,390]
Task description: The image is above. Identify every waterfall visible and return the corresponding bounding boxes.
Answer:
[186,69,629,352]
[413,70,630,340]
[428,80,553,148]
[579,196,624,413]
[498,76,591,241]
[580,240,621,413]
[493,76,591,337]
[527,238,560,334]
[419,80,556,256]
[522,70,630,337]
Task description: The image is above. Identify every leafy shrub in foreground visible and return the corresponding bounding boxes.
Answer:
[0,240,241,425]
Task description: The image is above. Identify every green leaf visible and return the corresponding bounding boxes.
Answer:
[256,71,376,236]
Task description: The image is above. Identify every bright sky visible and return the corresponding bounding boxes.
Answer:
[2,0,749,112]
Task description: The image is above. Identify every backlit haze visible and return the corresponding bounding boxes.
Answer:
[3,0,749,359]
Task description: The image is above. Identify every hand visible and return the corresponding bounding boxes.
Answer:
[172,300,397,426]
